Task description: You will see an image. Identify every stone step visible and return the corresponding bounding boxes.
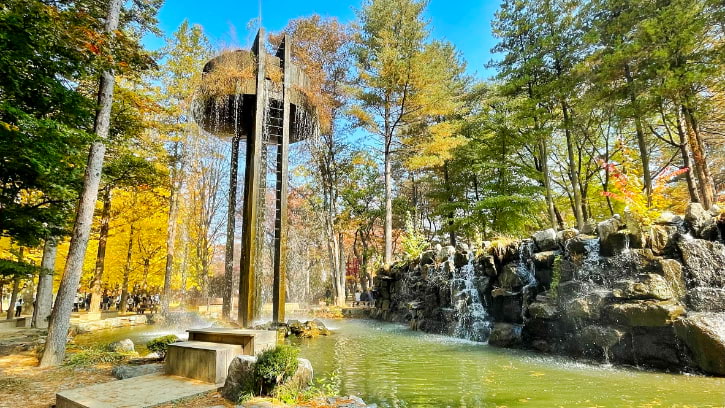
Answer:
[56,373,218,408]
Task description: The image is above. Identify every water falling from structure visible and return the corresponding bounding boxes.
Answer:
[451,251,491,342]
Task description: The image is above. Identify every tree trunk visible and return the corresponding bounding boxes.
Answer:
[40,0,121,368]
[180,241,189,296]
[539,139,558,230]
[562,101,584,229]
[223,135,240,319]
[6,276,21,320]
[335,233,346,306]
[624,63,652,207]
[119,224,135,313]
[682,105,715,208]
[675,110,700,203]
[443,161,456,246]
[89,186,112,313]
[383,118,393,268]
[162,143,182,315]
[33,238,57,328]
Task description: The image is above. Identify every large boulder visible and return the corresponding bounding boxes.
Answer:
[685,203,719,240]
[532,229,558,252]
[112,363,163,379]
[677,238,725,288]
[565,236,598,256]
[488,323,522,347]
[674,313,725,375]
[605,301,685,327]
[562,290,609,321]
[556,228,579,246]
[612,274,673,301]
[687,287,725,313]
[108,338,135,353]
[287,319,330,337]
[533,251,559,288]
[597,216,621,255]
[650,225,678,255]
[579,325,626,358]
[476,255,497,277]
[285,358,314,391]
[655,259,686,300]
[497,263,525,291]
[532,250,559,270]
[629,326,683,369]
[528,301,559,320]
[581,219,597,235]
[600,230,642,256]
[490,292,524,324]
[221,355,257,400]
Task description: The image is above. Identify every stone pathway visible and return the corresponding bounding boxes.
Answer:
[56,373,220,408]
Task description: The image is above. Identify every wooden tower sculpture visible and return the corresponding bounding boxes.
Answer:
[194,29,318,326]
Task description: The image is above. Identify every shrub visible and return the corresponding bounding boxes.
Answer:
[64,346,133,367]
[401,211,428,260]
[253,345,300,395]
[274,371,340,404]
[146,334,179,359]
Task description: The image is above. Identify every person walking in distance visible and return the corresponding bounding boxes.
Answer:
[14,298,23,317]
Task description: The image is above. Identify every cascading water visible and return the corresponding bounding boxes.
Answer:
[451,251,491,342]
[517,240,538,321]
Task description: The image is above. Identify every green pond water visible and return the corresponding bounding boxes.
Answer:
[73,319,725,408]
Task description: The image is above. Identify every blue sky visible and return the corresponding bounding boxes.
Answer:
[143,0,502,80]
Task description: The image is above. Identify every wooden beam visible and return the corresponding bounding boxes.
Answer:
[239,29,266,327]
[272,35,290,324]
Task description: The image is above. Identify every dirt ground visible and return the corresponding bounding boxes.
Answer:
[0,351,115,408]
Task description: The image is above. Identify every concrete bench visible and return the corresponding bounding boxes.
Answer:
[0,317,30,329]
[165,341,244,384]
[186,328,276,355]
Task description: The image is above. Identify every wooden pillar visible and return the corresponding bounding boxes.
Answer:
[272,36,290,324]
[238,29,266,327]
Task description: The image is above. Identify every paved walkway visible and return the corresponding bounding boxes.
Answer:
[56,373,219,408]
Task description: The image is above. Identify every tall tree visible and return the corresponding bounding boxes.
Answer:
[41,0,159,367]
[274,16,353,305]
[353,0,466,264]
[158,21,213,314]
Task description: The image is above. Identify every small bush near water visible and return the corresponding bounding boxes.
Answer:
[253,345,300,395]
[146,334,180,359]
[274,371,341,405]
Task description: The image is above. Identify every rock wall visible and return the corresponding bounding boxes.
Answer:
[371,203,725,376]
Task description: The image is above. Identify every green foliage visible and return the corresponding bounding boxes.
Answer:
[64,346,134,367]
[274,371,341,405]
[253,345,300,395]
[0,259,40,278]
[146,334,179,359]
[401,211,428,260]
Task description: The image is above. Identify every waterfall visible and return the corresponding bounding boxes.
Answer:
[518,240,537,321]
[451,251,491,342]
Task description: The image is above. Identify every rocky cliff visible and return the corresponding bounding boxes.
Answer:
[370,203,725,376]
